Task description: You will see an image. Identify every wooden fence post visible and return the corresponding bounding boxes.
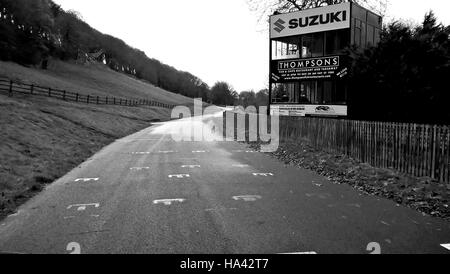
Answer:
[96,96,99,105]
[30,84,34,95]
[76,93,79,102]
[48,88,52,97]
[87,95,90,104]
[63,90,66,101]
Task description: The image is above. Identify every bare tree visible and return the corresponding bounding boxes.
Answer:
[248,0,388,24]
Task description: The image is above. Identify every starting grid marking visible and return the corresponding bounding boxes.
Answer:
[74,178,99,182]
[441,244,450,251]
[168,174,191,179]
[67,203,100,211]
[253,173,274,177]
[153,199,186,206]
[181,165,201,168]
[232,195,262,202]
[153,196,263,206]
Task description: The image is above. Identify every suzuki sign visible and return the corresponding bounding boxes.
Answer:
[270,2,351,39]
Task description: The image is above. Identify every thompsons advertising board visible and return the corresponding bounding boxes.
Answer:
[271,55,348,82]
[271,104,348,117]
[270,2,351,39]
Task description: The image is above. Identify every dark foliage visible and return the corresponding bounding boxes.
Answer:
[0,0,211,100]
[209,82,238,106]
[236,89,269,107]
[347,12,450,125]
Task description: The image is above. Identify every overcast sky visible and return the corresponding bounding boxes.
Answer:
[53,0,450,92]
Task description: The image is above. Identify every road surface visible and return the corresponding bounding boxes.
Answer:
[0,111,449,254]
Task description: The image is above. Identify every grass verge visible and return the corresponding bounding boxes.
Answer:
[0,92,171,219]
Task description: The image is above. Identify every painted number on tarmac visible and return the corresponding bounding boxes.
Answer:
[153,199,186,206]
[67,203,100,211]
[367,242,381,254]
[66,242,81,254]
[232,195,262,202]
[181,165,201,168]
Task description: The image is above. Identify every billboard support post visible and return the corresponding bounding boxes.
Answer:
[268,35,272,116]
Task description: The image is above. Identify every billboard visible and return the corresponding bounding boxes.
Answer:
[271,55,348,82]
[270,104,348,117]
[270,2,351,39]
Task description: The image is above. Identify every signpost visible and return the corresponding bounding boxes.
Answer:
[269,2,351,39]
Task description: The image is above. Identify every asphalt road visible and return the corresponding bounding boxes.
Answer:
[0,111,449,254]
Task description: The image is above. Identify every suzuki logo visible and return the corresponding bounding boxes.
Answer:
[273,18,286,33]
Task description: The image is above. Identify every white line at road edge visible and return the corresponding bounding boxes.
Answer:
[232,164,249,168]
[441,244,450,250]
[279,252,318,254]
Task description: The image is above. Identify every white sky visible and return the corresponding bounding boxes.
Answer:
[53,0,450,92]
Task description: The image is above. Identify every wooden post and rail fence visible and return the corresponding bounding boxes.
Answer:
[0,77,175,109]
[224,111,450,184]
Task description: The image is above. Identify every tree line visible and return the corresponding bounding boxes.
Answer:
[347,12,450,124]
[0,0,219,102]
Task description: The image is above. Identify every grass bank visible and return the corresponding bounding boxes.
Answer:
[0,60,196,219]
[0,92,173,219]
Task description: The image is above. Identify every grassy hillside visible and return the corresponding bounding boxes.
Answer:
[0,60,194,106]
[0,91,174,219]
[0,60,196,219]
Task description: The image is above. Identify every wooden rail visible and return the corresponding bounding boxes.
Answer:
[280,117,450,183]
[0,77,175,109]
[223,112,449,183]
